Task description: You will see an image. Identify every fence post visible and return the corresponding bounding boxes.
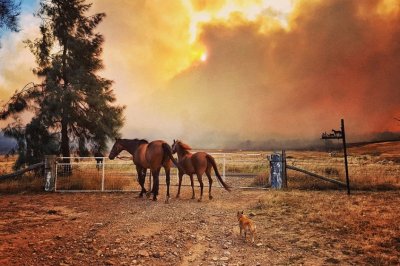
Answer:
[101,157,105,191]
[44,155,57,192]
[268,151,287,189]
[341,119,350,195]
[282,150,288,189]
[223,153,226,180]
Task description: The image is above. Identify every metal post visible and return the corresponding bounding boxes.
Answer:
[101,157,105,191]
[45,155,57,192]
[341,119,350,195]
[54,162,58,192]
[223,154,226,179]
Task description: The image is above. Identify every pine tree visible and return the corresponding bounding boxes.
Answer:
[0,0,124,168]
[0,0,20,33]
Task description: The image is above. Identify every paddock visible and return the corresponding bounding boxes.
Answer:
[1,143,400,265]
[47,147,400,193]
[52,152,270,192]
[1,189,399,265]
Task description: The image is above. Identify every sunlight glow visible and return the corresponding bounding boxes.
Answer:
[184,0,294,44]
[376,0,400,15]
[181,0,294,68]
[200,52,207,62]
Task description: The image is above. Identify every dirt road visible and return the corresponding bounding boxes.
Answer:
[1,188,399,265]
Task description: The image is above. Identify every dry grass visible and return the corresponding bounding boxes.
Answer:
[252,173,269,187]
[56,172,133,191]
[56,172,102,190]
[0,155,45,193]
[239,190,400,265]
[0,155,16,174]
[0,173,44,193]
[285,149,400,190]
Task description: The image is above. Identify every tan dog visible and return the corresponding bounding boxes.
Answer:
[237,211,256,243]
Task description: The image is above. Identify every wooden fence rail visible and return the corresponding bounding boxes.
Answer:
[0,162,44,181]
[286,165,346,187]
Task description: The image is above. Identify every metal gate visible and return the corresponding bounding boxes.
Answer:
[54,152,269,192]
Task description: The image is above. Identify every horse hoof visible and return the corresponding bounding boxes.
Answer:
[197,198,202,202]
[153,197,158,201]
[146,192,151,199]
[209,196,213,200]
[175,195,180,199]
[165,198,170,204]
[137,194,144,198]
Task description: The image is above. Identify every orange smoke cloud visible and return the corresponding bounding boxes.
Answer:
[1,0,399,148]
[159,0,400,147]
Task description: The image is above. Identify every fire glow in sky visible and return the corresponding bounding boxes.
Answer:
[0,0,399,148]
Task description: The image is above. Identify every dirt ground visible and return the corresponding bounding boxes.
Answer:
[1,187,399,266]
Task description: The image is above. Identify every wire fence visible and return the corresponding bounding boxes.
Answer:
[54,152,270,192]
[2,146,398,193]
[285,152,400,189]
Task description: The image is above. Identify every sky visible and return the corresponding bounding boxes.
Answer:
[0,0,399,149]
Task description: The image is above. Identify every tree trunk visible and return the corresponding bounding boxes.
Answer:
[61,117,70,157]
[61,37,70,162]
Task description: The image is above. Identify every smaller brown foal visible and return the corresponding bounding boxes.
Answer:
[171,140,231,201]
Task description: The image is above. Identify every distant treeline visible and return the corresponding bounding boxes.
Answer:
[233,131,400,151]
[0,134,16,154]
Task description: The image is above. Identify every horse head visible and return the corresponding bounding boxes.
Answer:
[109,138,124,160]
[172,139,177,154]
[172,139,191,154]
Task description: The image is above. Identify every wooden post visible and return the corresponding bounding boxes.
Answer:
[287,165,347,187]
[44,155,57,191]
[282,150,288,189]
[341,119,350,195]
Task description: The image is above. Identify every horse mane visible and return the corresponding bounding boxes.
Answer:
[120,138,148,144]
[133,138,149,144]
[177,140,192,151]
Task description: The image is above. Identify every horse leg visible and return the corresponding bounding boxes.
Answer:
[176,171,183,198]
[151,168,161,201]
[137,166,146,197]
[205,168,213,200]
[146,170,152,199]
[164,167,171,204]
[190,174,195,199]
[196,173,204,202]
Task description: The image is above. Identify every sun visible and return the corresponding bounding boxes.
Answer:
[200,52,208,62]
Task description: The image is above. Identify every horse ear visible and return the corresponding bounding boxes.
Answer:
[241,210,244,214]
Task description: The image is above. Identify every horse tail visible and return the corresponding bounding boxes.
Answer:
[206,154,231,192]
[162,143,184,173]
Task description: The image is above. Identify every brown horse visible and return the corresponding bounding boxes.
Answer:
[109,139,182,202]
[171,140,231,201]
